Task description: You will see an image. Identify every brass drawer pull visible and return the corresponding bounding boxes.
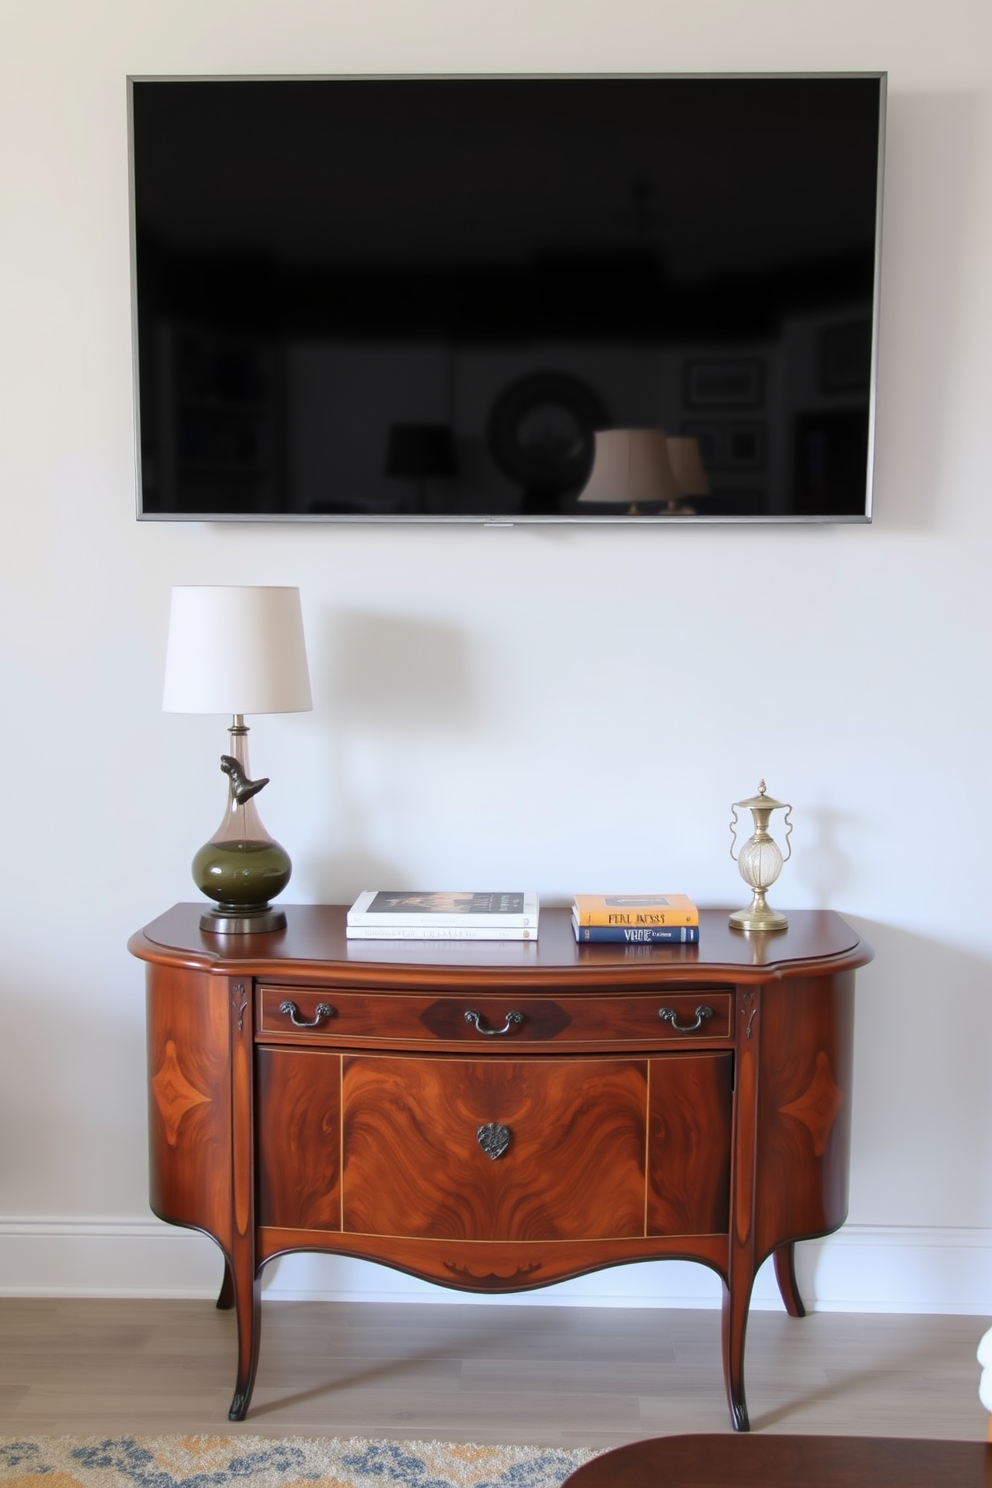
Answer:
[279,1000,335,1029]
[464,1009,524,1038]
[659,1004,714,1034]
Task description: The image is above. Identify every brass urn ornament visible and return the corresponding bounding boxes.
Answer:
[729,780,793,932]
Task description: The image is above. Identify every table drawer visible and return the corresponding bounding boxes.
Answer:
[257,985,733,1047]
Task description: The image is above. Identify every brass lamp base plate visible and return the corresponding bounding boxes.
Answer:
[200,906,287,935]
[729,906,789,933]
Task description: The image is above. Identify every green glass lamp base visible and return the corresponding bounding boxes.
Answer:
[192,836,292,936]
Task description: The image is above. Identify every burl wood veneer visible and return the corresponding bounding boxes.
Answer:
[130,904,872,1429]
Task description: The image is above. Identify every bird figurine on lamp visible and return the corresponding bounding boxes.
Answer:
[163,585,312,934]
[220,754,269,804]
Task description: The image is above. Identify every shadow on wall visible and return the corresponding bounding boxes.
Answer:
[838,917,992,1230]
[327,609,477,733]
[793,802,858,906]
[0,986,150,1214]
[873,90,983,532]
[296,608,479,901]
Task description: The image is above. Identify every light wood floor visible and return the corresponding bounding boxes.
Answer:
[0,1298,987,1448]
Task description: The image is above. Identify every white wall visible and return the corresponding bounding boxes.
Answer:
[1,0,991,1314]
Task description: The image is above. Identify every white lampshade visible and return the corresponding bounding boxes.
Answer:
[577,429,684,507]
[666,436,710,496]
[163,586,312,715]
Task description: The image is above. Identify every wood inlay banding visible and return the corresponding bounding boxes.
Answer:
[781,1049,844,1157]
[151,1039,210,1147]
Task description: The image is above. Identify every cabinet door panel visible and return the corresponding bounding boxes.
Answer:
[342,1055,647,1242]
[647,1053,732,1236]
[257,1047,341,1230]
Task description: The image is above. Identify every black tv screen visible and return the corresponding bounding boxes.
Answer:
[128,74,885,524]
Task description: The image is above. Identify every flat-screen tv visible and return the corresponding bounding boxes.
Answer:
[128,74,886,524]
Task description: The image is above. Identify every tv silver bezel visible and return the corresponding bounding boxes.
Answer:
[127,71,886,527]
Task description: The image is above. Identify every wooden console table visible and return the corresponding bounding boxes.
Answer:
[129,905,872,1429]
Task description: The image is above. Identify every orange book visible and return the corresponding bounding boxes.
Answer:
[572,893,699,928]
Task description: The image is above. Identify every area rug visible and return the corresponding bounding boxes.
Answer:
[0,1437,598,1488]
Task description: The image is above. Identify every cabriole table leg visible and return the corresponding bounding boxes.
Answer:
[773,1240,806,1318]
[227,1259,261,1421]
[721,1276,751,1432]
[216,1260,235,1311]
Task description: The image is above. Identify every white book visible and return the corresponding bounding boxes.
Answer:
[346,923,539,942]
[347,890,539,929]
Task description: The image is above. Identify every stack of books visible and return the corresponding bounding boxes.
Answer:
[572,893,700,944]
[346,891,540,941]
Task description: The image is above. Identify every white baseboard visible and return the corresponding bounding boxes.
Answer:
[0,1218,989,1316]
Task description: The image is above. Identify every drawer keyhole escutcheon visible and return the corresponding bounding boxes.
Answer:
[279,1000,335,1029]
[464,1009,524,1038]
[477,1122,511,1160]
[659,1005,714,1034]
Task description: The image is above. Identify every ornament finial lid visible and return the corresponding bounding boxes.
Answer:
[734,779,789,812]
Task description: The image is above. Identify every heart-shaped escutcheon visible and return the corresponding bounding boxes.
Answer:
[477,1122,511,1160]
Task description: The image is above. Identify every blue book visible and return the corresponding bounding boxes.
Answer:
[573,921,700,944]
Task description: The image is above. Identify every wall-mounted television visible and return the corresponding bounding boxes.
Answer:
[128,73,886,524]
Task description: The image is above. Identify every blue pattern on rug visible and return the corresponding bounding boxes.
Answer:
[340,1443,584,1487]
[68,1441,317,1488]
[0,1445,46,1473]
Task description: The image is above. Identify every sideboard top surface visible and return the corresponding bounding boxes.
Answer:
[129,905,872,989]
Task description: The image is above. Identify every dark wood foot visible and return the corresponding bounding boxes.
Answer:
[721,1278,752,1431]
[228,1257,261,1421]
[216,1262,235,1311]
[728,1394,750,1432]
[773,1241,806,1318]
[229,1389,250,1422]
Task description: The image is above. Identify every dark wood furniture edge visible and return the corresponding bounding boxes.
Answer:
[129,904,874,987]
[255,1225,730,1281]
[562,1433,991,1487]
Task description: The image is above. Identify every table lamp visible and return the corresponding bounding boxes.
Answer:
[163,585,312,934]
[576,429,685,515]
[665,436,710,514]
